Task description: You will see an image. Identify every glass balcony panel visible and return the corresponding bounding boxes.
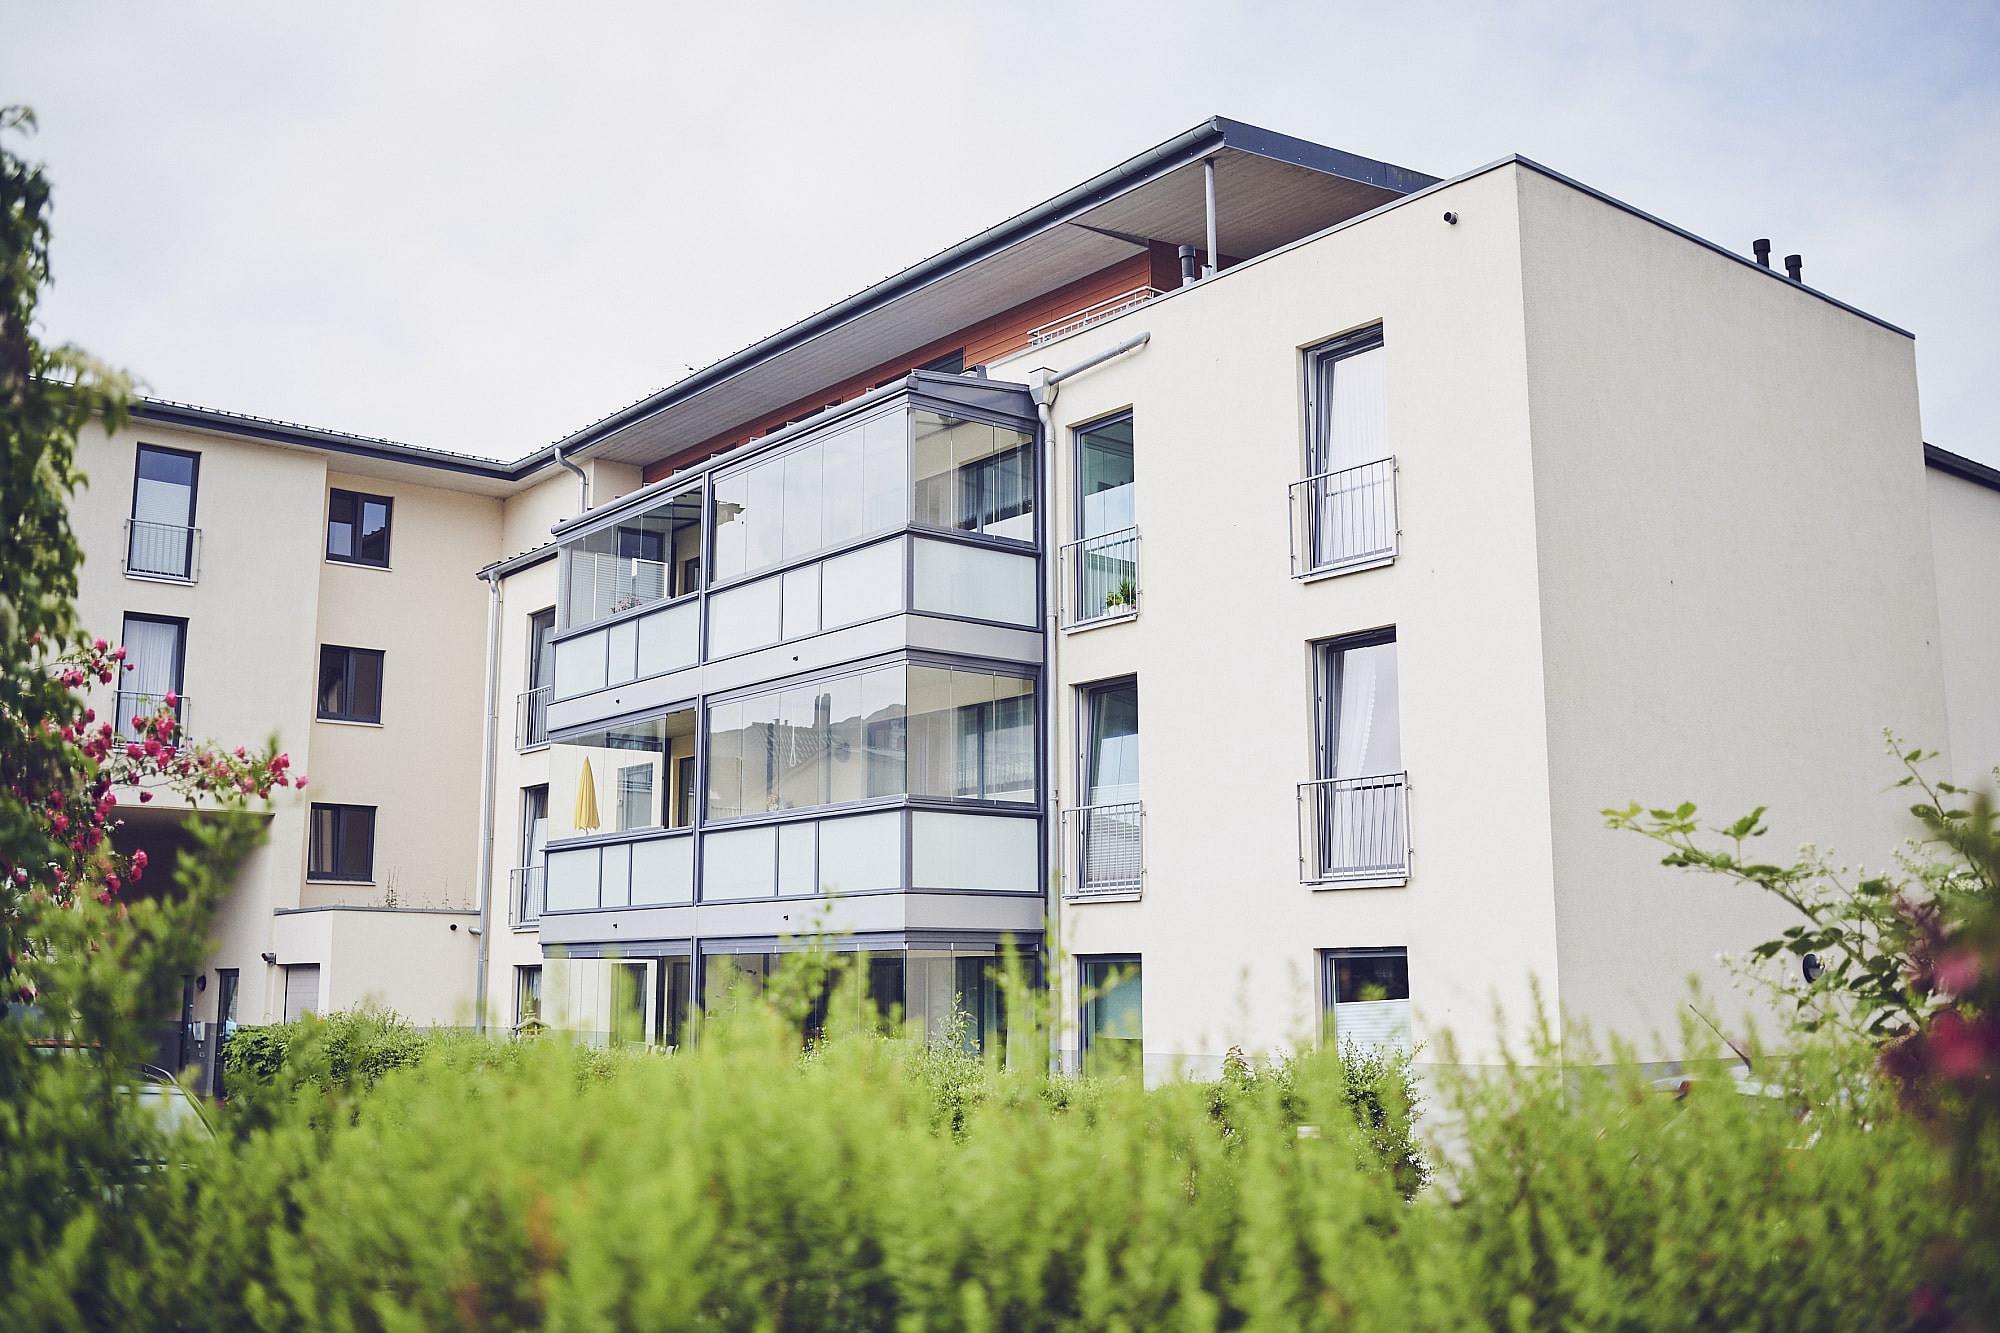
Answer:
[860,666,907,798]
[635,601,697,678]
[775,684,825,810]
[913,538,1035,626]
[554,631,607,699]
[707,573,782,659]
[781,566,821,640]
[703,825,776,900]
[545,847,599,912]
[820,425,865,547]
[911,413,1035,541]
[818,812,901,894]
[606,619,639,686]
[911,812,1036,892]
[781,446,824,562]
[630,833,694,906]
[821,539,903,629]
[777,821,817,896]
[600,842,632,909]
[823,672,868,806]
[549,711,691,837]
[705,698,745,820]
[744,459,785,575]
[561,487,699,627]
[863,411,910,532]
[711,472,750,584]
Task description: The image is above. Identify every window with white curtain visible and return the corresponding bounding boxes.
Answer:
[1306,328,1388,476]
[117,613,185,740]
[1308,629,1407,880]
[1299,328,1396,576]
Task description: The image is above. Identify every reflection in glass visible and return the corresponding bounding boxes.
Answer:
[563,487,702,627]
[710,410,910,584]
[912,539,1035,625]
[1082,956,1143,1078]
[912,413,1035,541]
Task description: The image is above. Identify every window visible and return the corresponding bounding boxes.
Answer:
[128,444,199,579]
[1298,327,1395,575]
[528,609,556,690]
[517,786,548,923]
[674,756,697,830]
[283,964,321,1023]
[317,645,384,723]
[1074,678,1140,892]
[1323,947,1411,1052]
[118,613,186,740]
[550,709,696,838]
[913,412,1035,541]
[655,957,693,1047]
[515,965,543,1027]
[1068,414,1137,623]
[1080,956,1142,1078]
[618,763,656,830]
[307,804,376,881]
[326,489,393,567]
[564,488,701,626]
[1304,630,1407,882]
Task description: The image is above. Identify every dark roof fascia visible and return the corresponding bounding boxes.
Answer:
[1508,157,1915,340]
[547,370,1035,542]
[1924,443,2000,493]
[131,399,561,482]
[476,543,559,581]
[549,118,1430,460]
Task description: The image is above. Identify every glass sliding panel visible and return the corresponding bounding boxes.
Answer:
[705,698,746,821]
[635,601,698,677]
[821,539,904,629]
[702,825,777,900]
[561,488,701,628]
[775,684,826,810]
[554,631,607,699]
[707,574,782,659]
[862,666,907,798]
[781,565,821,640]
[908,667,1037,803]
[545,847,599,912]
[863,411,910,533]
[629,834,694,906]
[820,423,866,547]
[711,471,751,584]
[781,445,824,562]
[912,413,1035,541]
[549,709,694,838]
[823,672,868,806]
[911,813,1036,892]
[912,539,1036,625]
[817,812,902,894]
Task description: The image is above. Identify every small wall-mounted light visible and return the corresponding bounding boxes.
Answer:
[1442,211,1459,226]
[1802,952,1824,983]
[259,951,277,966]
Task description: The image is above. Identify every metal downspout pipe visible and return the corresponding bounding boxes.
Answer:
[1028,330,1150,1072]
[472,570,502,1033]
[556,444,589,511]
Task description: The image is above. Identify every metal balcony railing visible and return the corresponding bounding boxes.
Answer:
[116,690,187,742]
[516,685,551,751]
[1026,287,1165,348]
[1289,457,1398,579]
[512,865,545,926]
[1064,800,1144,897]
[1060,526,1139,629]
[1298,773,1409,884]
[123,520,201,582]
[568,550,671,623]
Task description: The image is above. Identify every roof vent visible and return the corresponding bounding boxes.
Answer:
[1784,254,1803,283]
[1753,238,1771,268]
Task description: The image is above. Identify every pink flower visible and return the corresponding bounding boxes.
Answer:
[295,775,310,791]
[138,790,153,804]
[1937,948,1982,998]
[93,638,106,652]
[110,647,124,661]
[125,743,143,760]
[163,691,178,708]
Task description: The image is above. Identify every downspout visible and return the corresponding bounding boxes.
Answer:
[556,445,589,511]
[1027,330,1151,1072]
[472,569,502,1033]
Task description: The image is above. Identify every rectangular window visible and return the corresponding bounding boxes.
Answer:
[565,487,700,626]
[912,412,1035,541]
[307,804,376,881]
[521,785,549,867]
[1075,677,1140,891]
[317,645,384,723]
[674,756,697,830]
[549,709,695,837]
[1306,629,1407,882]
[618,763,656,830]
[1323,947,1411,1052]
[128,444,199,579]
[283,964,321,1023]
[1080,955,1142,1078]
[326,489,393,567]
[515,965,543,1027]
[528,608,556,689]
[1069,414,1138,623]
[1299,327,1395,575]
[118,613,186,741]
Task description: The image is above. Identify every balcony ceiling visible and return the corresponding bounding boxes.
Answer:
[565,119,1435,470]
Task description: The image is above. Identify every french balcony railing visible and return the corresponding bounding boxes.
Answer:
[1288,457,1398,579]
[512,865,545,926]
[568,550,671,623]
[115,690,187,742]
[516,685,551,751]
[1060,526,1139,629]
[1064,800,1144,898]
[123,520,201,583]
[1298,773,1409,885]
[1026,286,1164,348]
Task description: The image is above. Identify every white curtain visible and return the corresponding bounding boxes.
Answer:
[1330,642,1400,779]
[1314,344,1388,475]
[121,616,181,699]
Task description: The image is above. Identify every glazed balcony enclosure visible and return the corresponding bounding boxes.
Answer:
[537,375,1048,951]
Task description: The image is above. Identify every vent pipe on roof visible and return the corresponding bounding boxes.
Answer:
[1785,254,1803,283]
[1178,244,1200,286]
[1753,239,1771,268]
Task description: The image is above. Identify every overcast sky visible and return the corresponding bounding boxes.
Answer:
[5,1,1996,464]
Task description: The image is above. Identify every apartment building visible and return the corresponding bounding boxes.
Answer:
[74,117,2000,1079]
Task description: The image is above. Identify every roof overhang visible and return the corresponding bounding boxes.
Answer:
[558,117,1435,469]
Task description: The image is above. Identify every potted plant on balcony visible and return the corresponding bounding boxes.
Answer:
[1102,578,1137,611]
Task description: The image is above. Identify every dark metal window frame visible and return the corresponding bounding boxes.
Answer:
[316,644,385,723]
[326,488,394,568]
[127,444,202,581]
[1302,324,1386,477]
[307,803,377,882]
[1310,626,1397,782]
[1070,408,1136,542]
[1078,953,1143,1075]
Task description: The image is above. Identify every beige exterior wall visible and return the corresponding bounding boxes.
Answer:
[1514,165,1950,1048]
[996,163,1562,1074]
[1927,467,2000,788]
[272,906,482,1026]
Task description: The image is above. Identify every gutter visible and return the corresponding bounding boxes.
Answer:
[472,570,503,1032]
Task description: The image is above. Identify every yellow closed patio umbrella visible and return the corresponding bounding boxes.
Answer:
[574,756,601,831]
